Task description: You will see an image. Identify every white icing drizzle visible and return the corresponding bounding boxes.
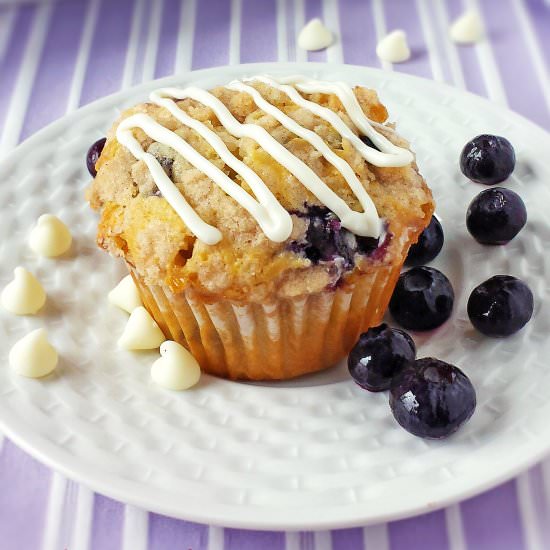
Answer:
[115,76,413,245]
[275,75,414,167]
[117,114,223,245]
[242,76,396,169]
[225,80,379,236]
[151,86,379,238]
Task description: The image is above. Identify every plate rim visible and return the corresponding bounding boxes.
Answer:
[1,61,550,530]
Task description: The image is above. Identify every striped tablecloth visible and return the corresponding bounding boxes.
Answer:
[1,0,550,548]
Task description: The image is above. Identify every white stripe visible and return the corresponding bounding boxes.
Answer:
[276,0,289,62]
[517,473,545,550]
[322,0,344,64]
[285,531,300,550]
[229,0,242,65]
[285,0,296,62]
[66,0,100,112]
[69,486,94,550]
[120,0,145,90]
[465,0,508,105]
[0,3,53,153]
[416,0,445,82]
[314,530,332,550]
[207,525,224,550]
[141,0,163,82]
[41,473,68,550]
[371,0,391,71]
[294,0,307,63]
[174,0,196,73]
[363,524,389,550]
[121,506,149,550]
[0,5,16,62]
[541,458,550,517]
[444,505,467,550]
[512,0,550,116]
[432,0,466,89]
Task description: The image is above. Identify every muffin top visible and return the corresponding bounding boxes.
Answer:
[86,76,433,301]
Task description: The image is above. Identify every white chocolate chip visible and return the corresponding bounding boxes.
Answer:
[450,11,484,44]
[376,30,411,63]
[118,306,165,350]
[1,267,46,315]
[29,214,72,257]
[151,340,201,391]
[298,18,333,51]
[9,328,58,378]
[108,275,142,314]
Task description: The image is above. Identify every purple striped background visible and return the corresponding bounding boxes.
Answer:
[1,0,550,548]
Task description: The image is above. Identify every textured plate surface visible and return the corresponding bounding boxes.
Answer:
[0,63,549,530]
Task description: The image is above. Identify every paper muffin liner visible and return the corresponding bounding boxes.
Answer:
[129,229,417,380]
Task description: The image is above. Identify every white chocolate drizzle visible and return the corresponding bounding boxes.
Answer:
[115,76,413,245]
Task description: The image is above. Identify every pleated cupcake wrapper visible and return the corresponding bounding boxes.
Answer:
[129,229,414,380]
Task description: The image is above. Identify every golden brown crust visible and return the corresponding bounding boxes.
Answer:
[86,83,434,302]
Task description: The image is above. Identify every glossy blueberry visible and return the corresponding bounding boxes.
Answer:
[467,275,534,337]
[289,206,381,268]
[466,187,527,245]
[405,216,444,266]
[348,324,416,392]
[389,357,476,439]
[86,137,107,177]
[389,267,454,331]
[460,134,515,185]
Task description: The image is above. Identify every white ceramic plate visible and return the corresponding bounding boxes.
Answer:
[1,63,549,530]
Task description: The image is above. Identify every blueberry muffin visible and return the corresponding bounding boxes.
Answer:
[86,76,433,380]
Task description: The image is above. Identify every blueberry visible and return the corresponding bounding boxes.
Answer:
[389,267,454,331]
[466,187,526,245]
[460,134,515,185]
[389,358,476,439]
[405,216,444,266]
[289,206,380,268]
[360,135,381,151]
[348,323,416,392]
[467,275,533,337]
[87,137,107,177]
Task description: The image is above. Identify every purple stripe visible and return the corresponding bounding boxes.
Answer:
[445,0,488,97]
[305,0,326,62]
[224,528,285,550]
[79,0,134,105]
[0,440,51,549]
[331,527,364,549]
[148,514,208,550]
[338,0,379,67]
[526,0,550,68]
[383,0,431,78]
[20,0,87,140]
[0,6,34,133]
[240,0,277,63]
[192,0,230,69]
[388,510,448,550]
[154,0,180,79]
[90,495,124,550]
[477,0,550,129]
[461,480,526,550]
